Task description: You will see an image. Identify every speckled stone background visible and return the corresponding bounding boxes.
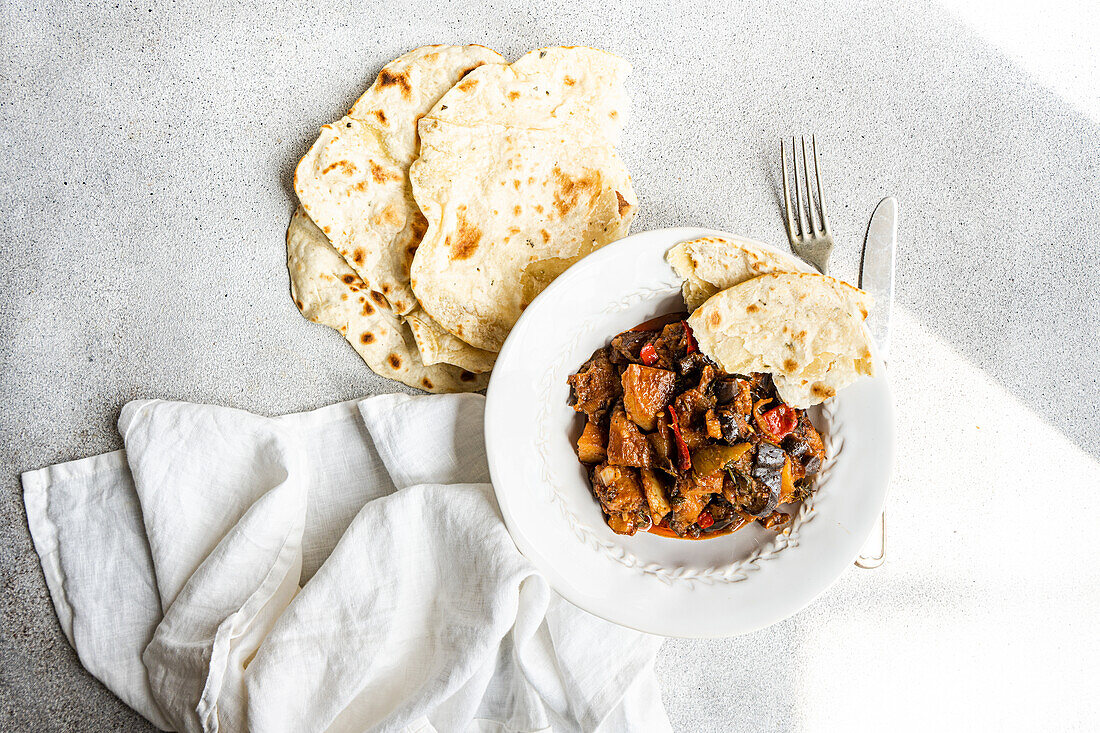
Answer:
[2,1,1098,730]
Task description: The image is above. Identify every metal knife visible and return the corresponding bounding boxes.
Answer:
[854,196,896,569]
[859,197,897,363]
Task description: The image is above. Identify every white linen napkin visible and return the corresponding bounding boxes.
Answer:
[22,393,669,733]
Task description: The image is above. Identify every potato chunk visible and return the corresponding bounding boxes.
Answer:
[594,463,650,536]
[640,468,671,524]
[607,404,654,467]
[621,364,677,431]
[668,492,708,534]
[577,419,607,464]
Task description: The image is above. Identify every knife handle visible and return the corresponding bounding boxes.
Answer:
[854,511,886,569]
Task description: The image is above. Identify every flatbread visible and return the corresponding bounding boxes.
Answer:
[348,45,505,169]
[688,272,875,408]
[286,207,487,393]
[405,308,496,373]
[667,236,809,312]
[295,44,505,316]
[294,46,503,310]
[294,115,408,304]
[294,45,506,374]
[410,46,638,351]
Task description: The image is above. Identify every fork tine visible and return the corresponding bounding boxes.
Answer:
[791,136,809,238]
[811,134,829,233]
[781,139,796,241]
[801,136,819,234]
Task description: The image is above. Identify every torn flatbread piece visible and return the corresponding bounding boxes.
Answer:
[667,236,809,312]
[688,272,874,408]
[405,308,496,373]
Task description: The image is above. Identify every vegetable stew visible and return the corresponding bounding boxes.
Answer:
[567,315,827,539]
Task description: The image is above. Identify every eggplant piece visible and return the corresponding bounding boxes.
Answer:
[644,322,687,370]
[703,500,748,534]
[703,517,745,533]
[755,441,786,469]
[803,455,822,477]
[713,377,740,405]
[667,489,708,535]
[783,434,810,458]
[745,442,785,517]
[716,407,751,444]
[737,477,779,518]
[677,352,707,376]
[749,372,778,402]
[707,497,735,521]
[610,330,652,364]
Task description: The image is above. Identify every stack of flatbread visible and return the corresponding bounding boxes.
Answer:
[288,45,637,392]
[669,237,875,408]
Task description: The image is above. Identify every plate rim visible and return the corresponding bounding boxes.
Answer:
[485,226,895,638]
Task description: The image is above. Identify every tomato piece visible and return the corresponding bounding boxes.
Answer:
[759,404,797,441]
[667,407,692,472]
[681,320,698,354]
[639,342,658,366]
[696,511,714,529]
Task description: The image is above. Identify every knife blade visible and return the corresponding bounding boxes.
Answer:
[859,196,897,363]
[854,196,896,570]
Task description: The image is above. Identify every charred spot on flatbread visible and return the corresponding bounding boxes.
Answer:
[552,166,600,217]
[447,210,482,260]
[377,68,412,98]
[616,191,631,217]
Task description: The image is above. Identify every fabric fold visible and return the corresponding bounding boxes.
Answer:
[21,393,668,733]
[21,450,172,730]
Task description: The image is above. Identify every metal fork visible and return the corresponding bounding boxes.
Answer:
[780,135,887,570]
[781,135,833,274]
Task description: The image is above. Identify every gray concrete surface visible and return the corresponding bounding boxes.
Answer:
[2,1,1098,730]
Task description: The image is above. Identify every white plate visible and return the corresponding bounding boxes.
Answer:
[484,228,894,638]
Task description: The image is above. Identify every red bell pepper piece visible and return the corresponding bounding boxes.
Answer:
[696,511,714,529]
[759,404,797,441]
[667,407,692,472]
[639,342,658,365]
[681,320,697,354]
